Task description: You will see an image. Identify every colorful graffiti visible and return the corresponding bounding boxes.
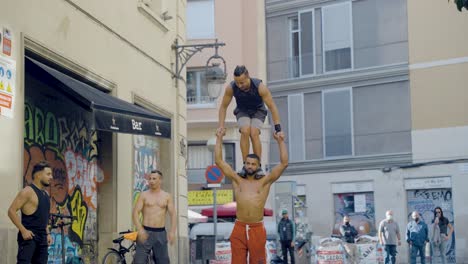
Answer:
[24,98,104,263]
[407,189,456,263]
[333,192,376,236]
[132,135,160,203]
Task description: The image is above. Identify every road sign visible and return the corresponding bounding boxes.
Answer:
[205,165,224,184]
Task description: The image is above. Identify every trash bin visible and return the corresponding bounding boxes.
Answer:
[196,235,216,262]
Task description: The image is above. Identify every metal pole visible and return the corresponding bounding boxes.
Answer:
[213,187,217,245]
[61,224,65,264]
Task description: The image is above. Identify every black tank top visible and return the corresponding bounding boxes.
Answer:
[22,184,50,234]
[231,78,266,114]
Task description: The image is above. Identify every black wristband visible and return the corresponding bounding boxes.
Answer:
[274,124,282,132]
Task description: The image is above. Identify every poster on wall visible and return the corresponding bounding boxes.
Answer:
[0,55,15,118]
[2,28,12,56]
[407,188,455,263]
[333,193,376,236]
[354,194,366,213]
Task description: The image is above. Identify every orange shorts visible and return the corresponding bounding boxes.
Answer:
[230,220,266,264]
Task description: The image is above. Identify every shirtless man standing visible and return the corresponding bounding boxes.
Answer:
[215,129,288,264]
[132,170,176,264]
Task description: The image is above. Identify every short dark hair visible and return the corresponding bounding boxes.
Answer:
[150,169,163,178]
[234,65,248,77]
[246,153,260,163]
[32,161,51,179]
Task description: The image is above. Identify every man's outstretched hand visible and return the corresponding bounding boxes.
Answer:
[274,131,285,141]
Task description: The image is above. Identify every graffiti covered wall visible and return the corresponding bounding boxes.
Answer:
[407,189,455,263]
[24,73,104,263]
[132,135,161,205]
[333,192,376,236]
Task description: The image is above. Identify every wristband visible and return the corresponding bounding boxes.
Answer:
[274,124,282,133]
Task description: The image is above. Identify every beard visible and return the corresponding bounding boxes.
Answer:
[41,180,50,187]
[246,168,256,176]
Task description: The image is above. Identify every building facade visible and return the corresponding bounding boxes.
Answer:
[266,0,468,262]
[0,0,189,263]
[185,0,269,210]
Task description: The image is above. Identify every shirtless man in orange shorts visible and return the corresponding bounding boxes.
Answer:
[215,129,288,264]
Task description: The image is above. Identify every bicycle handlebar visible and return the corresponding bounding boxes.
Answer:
[119,230,133,235]
[50,213,75,219]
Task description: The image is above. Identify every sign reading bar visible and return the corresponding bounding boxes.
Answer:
[188,189,233,205]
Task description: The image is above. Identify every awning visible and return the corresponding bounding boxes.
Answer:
[25,57,171,138]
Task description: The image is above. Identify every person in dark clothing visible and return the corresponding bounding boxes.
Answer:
[8,161,53,264]
[218,65,284,178]
[339,215,358,263]
[430,207,453,264]
[278,209,295,264]
[406,211,429,264]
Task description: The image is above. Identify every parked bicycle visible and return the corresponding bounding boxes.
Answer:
[102,230,137,264]
[102,230,154,264]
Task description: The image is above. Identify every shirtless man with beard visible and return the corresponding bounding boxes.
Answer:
[215,129,288,264]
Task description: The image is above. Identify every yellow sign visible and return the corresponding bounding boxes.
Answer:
[188,189,233,205]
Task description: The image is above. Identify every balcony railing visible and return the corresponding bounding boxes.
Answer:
[187,95,217,105]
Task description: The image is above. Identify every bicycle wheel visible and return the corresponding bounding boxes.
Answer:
[102,251,124,264]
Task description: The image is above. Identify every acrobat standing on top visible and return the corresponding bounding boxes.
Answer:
[217,65,284,177]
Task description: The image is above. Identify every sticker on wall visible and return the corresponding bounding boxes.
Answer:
[0,56,15,118]
[354,194,366,213]
[2,28,12,56]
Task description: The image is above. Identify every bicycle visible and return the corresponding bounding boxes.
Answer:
[102,230,155,264]
[102,230,137,264]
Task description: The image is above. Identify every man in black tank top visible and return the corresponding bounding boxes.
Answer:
[218,65,284,178]
[8,161,53,264]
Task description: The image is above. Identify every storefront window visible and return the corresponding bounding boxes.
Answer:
[333,192,376,236]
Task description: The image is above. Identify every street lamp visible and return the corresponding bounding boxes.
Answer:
[172,38,227,98]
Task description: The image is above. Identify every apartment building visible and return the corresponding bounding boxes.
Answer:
[0,0,188,262]
[185,0,269,211]
[265,0,468,262]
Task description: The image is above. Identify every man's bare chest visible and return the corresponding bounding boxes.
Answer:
[236,181,265,195]
[144,197,167,209]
